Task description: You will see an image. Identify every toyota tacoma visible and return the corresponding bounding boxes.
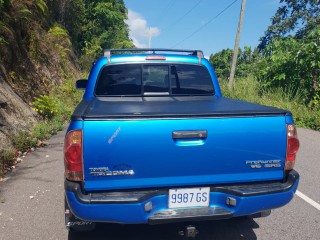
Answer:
[64,49,300,233]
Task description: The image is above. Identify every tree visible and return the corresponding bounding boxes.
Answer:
[78,0,134,68]
[257,0,320,107]
[45,0,133,63]
[209,49,233,79]
[46,0,84,49]
[209,46,258,79]
[256,26,320,106]
[259,0,320,50]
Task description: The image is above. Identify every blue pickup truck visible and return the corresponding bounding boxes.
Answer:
[64,49,300,235]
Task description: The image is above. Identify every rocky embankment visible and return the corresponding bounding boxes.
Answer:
[0,77,37,147]
[0,27,79,148]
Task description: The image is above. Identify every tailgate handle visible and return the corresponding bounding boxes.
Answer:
[172,130,207,140]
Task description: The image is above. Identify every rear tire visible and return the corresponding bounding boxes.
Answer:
[65,196,96,232]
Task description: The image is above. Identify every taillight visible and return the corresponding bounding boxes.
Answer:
[145,55,166,60]
[285,124,300,170]
[64,130,83,181]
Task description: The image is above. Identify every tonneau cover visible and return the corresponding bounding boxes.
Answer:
[72,96,291,120]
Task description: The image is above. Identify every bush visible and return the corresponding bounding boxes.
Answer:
[0,148,16,164]
[10,131,37,152]
[33,122,52,140]
[48,24,71,45]
[33,95,57,119]
[0,148,16,177]
[31,77,81,141]
[33,119,64,140]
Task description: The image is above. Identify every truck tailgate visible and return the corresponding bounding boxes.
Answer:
[83,116,287,191]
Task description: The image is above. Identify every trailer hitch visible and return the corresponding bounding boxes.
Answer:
[178,225,199,238]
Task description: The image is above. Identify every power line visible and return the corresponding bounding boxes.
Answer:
[171,0,240,48]
[161,0,203,35]
[154,0,176,25]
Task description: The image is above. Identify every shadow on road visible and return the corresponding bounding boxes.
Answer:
[68,217,259,240]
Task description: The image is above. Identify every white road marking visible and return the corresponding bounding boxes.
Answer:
[296,190,320,211]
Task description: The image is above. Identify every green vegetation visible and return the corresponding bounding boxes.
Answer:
[0,76,83,177]
[257,27,320,108]
[11,131,37,152]
[46,0,134,70]
[210,0,320,130]
[0,0,133,67]
[15,76,83,152]
[33,95,58,119]
[0,148,16,177]
[210,46,259,79]
[220,77,320,130]
[256,0,320,108]
[78,0,134,69]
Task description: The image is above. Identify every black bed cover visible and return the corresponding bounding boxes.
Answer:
[71,96,291,120]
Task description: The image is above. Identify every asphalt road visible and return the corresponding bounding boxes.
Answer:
[0,128,319,240]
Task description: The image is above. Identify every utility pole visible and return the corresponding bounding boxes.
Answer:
[148,27,152,48]
[228,0,246,90]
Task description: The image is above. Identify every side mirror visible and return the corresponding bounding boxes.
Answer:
[75,79,88,90]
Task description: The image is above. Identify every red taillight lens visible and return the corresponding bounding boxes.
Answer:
[64,130,83,181]
[285,124,300,170]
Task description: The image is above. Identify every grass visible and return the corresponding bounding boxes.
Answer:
[220,76,320,130]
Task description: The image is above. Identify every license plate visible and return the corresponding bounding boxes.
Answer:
[168,187,210,208]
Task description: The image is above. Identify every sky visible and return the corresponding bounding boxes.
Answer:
[124,0,280,57]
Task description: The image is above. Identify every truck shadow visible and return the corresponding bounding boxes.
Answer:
[68,217,259,240]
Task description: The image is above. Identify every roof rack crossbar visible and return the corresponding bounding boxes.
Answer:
[103,48,204,64]
[103,48,203,57]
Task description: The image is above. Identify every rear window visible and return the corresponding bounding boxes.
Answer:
[95,64,214,96]
[143,65,169,93]
[170,65,214,95]
[95,64,141,96]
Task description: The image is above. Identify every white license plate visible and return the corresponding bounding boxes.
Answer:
[168,187,210,208]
